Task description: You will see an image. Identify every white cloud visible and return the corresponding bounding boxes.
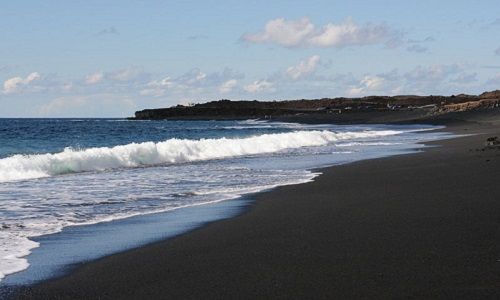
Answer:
[244,80,275,93]
[176,69,207,86]
[109,66,145,82]
[148,77,174,88]
[243,17,399,48]
[219,79,238,93]
[243,18,315,47]
[140,76,174,97]
[85,72,104,85]
[342,64,478,96]
[347,75,386,96]
[2,72,41,94]
[139,68,242,97]
[195,71,207,81]
[61,82,74,91]
[358,65,474,96]
[309,18,391,47]
[286,55,321,79]
[84,67,148,86]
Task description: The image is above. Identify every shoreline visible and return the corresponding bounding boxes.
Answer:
[9,115,500,299]
[1,124,438,288]
[0,123,442,287]
[1,194,254,289]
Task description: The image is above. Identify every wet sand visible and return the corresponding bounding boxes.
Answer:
[13,113,500,299]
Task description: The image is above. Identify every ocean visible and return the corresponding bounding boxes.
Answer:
[0,118,450,286]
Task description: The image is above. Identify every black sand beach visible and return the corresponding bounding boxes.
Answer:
[12,112,500,299]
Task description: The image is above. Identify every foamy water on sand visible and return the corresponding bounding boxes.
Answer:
[0,119,449,283]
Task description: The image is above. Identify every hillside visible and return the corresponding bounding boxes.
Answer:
[131,91,500,122]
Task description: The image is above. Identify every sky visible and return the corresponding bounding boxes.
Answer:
[1,0,499,117]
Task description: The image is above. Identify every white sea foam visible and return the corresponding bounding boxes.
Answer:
[0,130,401,183]
[0,233,39,281]
[0,167,318,282]
[0,124,446,283]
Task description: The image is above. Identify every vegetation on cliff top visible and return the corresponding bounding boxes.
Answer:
[132,90,500,120]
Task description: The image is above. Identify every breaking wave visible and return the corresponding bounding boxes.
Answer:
[0,130,401,182]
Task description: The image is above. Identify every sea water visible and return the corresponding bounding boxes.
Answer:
[0,118,450,284]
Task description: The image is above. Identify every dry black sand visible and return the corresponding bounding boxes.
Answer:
[12,113,500,299]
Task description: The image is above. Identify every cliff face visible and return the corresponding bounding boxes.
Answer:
[438,98,500,113]
[131,90,500,120]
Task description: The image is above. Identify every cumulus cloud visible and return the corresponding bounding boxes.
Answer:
[140,76,174,97]
[176,69,207,86]
[340,64,480,97]
[219,79,238,93]
[286,55,321,79]
[243,80,275,93]
[139,68,244,98]
[347,75,386,96]
[139,69,207,97]
[243,18,314,47]
[308,18,394,48]
[85,72,104,84]
[242,17,400,48]
[84,67,149,87]
[111,67,147,82]
[2,72,41,94]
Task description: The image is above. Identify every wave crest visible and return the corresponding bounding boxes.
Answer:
[0,130,400,182]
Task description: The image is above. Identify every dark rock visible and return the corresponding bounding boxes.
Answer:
[130,90,500,120]
[486,136,500,147]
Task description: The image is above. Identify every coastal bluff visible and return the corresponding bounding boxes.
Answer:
[131,90,500,122]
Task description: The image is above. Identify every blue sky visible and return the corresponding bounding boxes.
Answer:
[1,0,499,117]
